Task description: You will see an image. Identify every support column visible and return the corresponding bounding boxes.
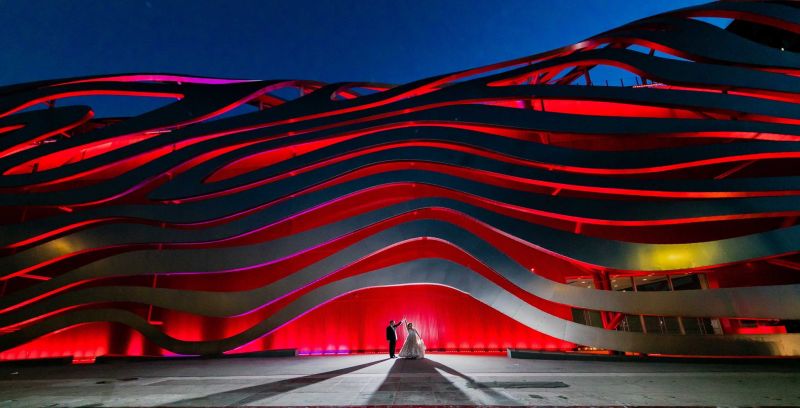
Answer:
[632,277,647,334]
[592,270,624,330]
[667,275,686,335]
[147,274,162,325]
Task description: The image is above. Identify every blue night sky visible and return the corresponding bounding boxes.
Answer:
[0,1,710,115]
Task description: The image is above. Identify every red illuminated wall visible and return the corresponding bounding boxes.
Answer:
[1,285,572,360]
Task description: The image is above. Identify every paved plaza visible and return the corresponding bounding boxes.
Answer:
[0,353,798,406]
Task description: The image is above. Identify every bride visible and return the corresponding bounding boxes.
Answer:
[397,319,425,359]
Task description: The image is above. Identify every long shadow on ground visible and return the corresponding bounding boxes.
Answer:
[166,358,389,406]
[367,357,519,405]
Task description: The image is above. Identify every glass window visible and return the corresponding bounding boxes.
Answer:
[683,317,702,334]
[622,315,643,332]
[567,278,594,289]
[683,317,716,335]
[671,274,702,290]
[700,318,716,334]
[570,274,711,335]
[586,310,603,328]
[634,275,669,291]
[572,308,586,325]
[663,317,682,334]
[611,277,633,291]
[644,316,663,333]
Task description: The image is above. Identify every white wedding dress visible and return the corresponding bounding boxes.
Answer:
[398,326,425,359]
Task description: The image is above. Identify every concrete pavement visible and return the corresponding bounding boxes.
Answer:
[0,353,798,406]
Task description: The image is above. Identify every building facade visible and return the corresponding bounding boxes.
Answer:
[1,1,800,360]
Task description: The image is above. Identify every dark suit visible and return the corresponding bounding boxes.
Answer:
[386,322,402,357]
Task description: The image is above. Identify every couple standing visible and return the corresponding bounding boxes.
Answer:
[386,318,425,359]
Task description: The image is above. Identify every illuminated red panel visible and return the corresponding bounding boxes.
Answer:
[206,133,361,182]
[0,285,572,360]
[3,133,160,176]
[485,99,709,119]
[235,284,574,355]
[0,322,117,361]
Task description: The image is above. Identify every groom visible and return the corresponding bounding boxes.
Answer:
[386,319,403,358]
